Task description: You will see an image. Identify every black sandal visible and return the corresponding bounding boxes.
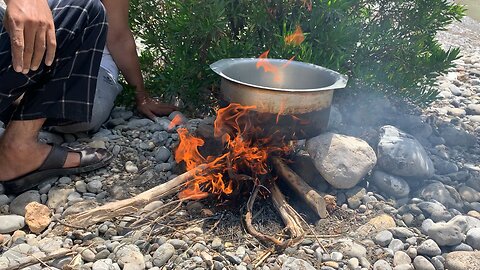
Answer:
[3,145,113,194]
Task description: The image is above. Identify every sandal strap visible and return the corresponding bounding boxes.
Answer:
[38,145,68,171]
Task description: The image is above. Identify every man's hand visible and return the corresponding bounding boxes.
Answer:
[136,95,178,120]
[4,0,56,74]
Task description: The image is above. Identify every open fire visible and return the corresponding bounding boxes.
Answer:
[175,103,291,200]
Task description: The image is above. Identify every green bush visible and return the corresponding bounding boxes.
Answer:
[127,0,464,112]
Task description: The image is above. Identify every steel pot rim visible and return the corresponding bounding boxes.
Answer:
[210,58,348,93]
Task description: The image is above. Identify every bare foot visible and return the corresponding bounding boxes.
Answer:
[0,141,80,181]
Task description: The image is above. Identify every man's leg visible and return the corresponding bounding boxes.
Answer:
[0,0,108,184]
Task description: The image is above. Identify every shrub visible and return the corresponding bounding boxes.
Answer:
[126,0,464,112]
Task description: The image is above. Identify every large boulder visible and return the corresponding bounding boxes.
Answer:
[306,133,377,189]
[445,251,480,270]
[377,126,434,178]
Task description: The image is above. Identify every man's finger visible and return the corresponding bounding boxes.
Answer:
[31,27,47,71]
[22,22,37,74]
[44,25,56,66]
[9,26,25,73]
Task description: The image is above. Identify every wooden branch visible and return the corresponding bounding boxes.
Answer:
[272,157,328,219]
[7,249,75,270]
[65,165,207,227]
[270,183,305,244]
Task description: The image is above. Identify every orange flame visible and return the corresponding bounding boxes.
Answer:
[284,25,305,46]
[175,103,291,199]
[168,114,185,130]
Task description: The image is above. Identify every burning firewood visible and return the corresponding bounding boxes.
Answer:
[272,157,329,219]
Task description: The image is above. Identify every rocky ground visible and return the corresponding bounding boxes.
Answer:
[1,15,480,270]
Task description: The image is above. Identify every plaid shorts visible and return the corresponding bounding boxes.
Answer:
[0,0,107,125]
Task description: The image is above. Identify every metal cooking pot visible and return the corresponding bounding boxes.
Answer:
[210,58,348,139]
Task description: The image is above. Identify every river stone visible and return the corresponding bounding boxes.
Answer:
[393,251,411,266]
[10,190,41,216]
[466,228,480,249]
[438,125,476,147]
[153,243,175,267]
[306,133,377,189]
[371,170,410,198]
[445,251,480,270]
[0,215,25,233]
[458,185,480,202]
[357,214,396,237]
[115,244,145,270]
[377,126,434,178]
[373,259,392,270]
[374,230,393,247]
[333,239,367,258]
[419,182,462,210]
[47,187,74,209]
[427,222,464,246]
[281,258,315,270]
[417,239,441,256]
[413,256,435,270]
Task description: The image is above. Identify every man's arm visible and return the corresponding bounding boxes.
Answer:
[3,0,56,74]
[101,0,176,119]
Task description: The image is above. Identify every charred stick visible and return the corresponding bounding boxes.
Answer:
[66,164,208,227]
[272,157,328,219]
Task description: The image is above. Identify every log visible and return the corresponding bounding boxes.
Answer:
[272,157,328,219]
[66,165,207,227]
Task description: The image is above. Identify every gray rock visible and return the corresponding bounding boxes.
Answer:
[451,243,473,251]
[377,126,434,178]
[81,248,96,262]
[0,215,25,233]
[419,182,462,210]
[47,187,74,209]
[445,251,480,270]
[432,157,459,175]
[115,244,145,270]
[466,104,480,115]
[87,180,103,194]
[125,161,138,173]
[211,237,223,250]
[413,256,435,270]
[417,239,441,256]
[10,190,41,216]
[393,265,414,270]
[75,181,88,193]
[167,239,187,250]
[388,239,405,252]
[417,201,447,218]
[393,251,411,266]
[155,163,173,172]
[438,125,476,147]
[373,259,392,270]
[346,187,367,209]
[281,258,315,270]
[467,176,480,192]
[127,118,154,129]
[152,243,175,267]
[92,259,117,270]
[334,240,367,258]
[459,185,480,203]
[466,228,480,250]
[306,133,377,189]
[371,171,410,198]
[427,222,464,246]
[2,243,38,266]
[154,147,171,163]
[389,227,415,238]
[37,238,63,254]
[431,256,445,270]
[449,215,480,233]
[374,230,393,247]
[0,194,10,206]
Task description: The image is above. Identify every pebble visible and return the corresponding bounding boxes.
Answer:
[393,251,411,266]
[417,239,441,257]
[374,230,393,247]
[154,146,172,163]
[413,256,435,270]
[0,215,25,233]
[125,161,139,173]
[10,190,41,216]
[87,180,103,193]
[373,259,392,270]
[24,202,51,234]
[152,243,175,267]
[388,239,404,252]
[465,228,480,250]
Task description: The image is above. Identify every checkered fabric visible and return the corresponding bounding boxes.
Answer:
[0,0,107,125]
